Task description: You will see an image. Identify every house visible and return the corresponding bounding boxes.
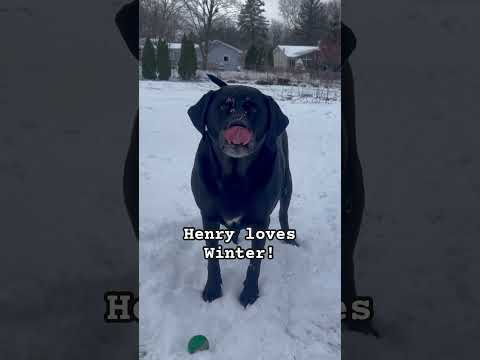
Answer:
[273,45,320,71]
[205,40,242,71]
[139,38,242,71]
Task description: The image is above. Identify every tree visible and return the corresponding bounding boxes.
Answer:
[265,46,274,69]
[325,0,340,43]
[178,34,197,80]
[142,37,157,80]
[210,17,243,50]
[314,0,340,72]
[187,35,198,76]
[238,0,268,45]
[294,0,329,45]
[140,0,185,40]
[182,0,238,70]
[268,20,287,48]
[279,0,301,30]
[244,44,258,70]
[156,39,171,80]
[256,46,265,70]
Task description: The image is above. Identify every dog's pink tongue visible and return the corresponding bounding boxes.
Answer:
[224,126,252,145]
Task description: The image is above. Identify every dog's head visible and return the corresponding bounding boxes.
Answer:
[188,77,289,158]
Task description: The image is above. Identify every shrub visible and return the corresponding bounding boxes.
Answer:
[141,38,157,80]
[178,34,197,80]
[156,39,171,80]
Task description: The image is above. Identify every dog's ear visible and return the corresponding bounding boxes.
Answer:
[207,74,228,87]
[115,0,139,60]
[265,96,289,150]
[188,90,216,134]
[341,22,356,67]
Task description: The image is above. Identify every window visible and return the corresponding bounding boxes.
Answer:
[302,56,312,66]
[224,56,229,62]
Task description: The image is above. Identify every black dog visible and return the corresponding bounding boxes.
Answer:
[188,75,295,307]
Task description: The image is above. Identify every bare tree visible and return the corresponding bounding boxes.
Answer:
[278,0,301,30]
[268,19,287,47]
[140,0,156,37]
[181,0,239,70]
[140,0,185,40]
[157,0,186,40]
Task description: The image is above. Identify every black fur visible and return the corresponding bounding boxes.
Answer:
[207,74,228,88]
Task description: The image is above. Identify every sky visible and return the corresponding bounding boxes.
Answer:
[263,0,282,21]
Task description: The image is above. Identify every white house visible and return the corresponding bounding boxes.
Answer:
[273,45,320,71]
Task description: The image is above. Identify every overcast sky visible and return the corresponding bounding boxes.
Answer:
[263,0,282,21]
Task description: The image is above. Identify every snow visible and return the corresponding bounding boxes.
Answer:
[168,43,200,50]
[277,46,319,58]
[140,80,340,360]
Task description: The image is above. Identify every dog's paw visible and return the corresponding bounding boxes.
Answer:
[231,232,240,244]
[343,319,380,338]
[202,282,222,302]
[239,285,259,308]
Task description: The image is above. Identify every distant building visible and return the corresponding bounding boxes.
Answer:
[139,39,242,71]
[273,45,320,71]
[206,40,242,71]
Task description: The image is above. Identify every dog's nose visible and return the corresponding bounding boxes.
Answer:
[229,111,248,125]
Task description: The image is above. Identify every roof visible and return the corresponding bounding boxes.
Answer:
[168,43,200,50]
[209,40,242,54]
[276,45,319,58]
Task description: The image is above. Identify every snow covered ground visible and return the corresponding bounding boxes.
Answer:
[139,80,341,360]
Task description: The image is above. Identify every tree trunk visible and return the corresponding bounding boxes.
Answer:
[202,48,208,70]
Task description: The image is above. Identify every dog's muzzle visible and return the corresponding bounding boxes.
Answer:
[223,112,253,146]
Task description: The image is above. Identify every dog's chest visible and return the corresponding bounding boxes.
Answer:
[217,186,250,228]
[223,215,243,228]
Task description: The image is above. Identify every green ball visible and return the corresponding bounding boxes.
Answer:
[187,335,209,354]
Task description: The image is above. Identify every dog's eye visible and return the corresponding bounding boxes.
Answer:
[220,98,234,112]
[220,103,233,113]
[242,101,257,113]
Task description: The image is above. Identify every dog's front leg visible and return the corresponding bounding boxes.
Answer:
[202,216,223,302]
[239,218,270,308]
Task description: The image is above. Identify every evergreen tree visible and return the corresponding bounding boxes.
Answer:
[265,46,274,69]
[294,0,329,45]
[178,34,189,80]
[142,37,157,80]
[256,46,266,71]
[156,39,171,80]
[178,34,197,80]
[186,36,198,78]
[238,0,269,45]
[245,44,259,70]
